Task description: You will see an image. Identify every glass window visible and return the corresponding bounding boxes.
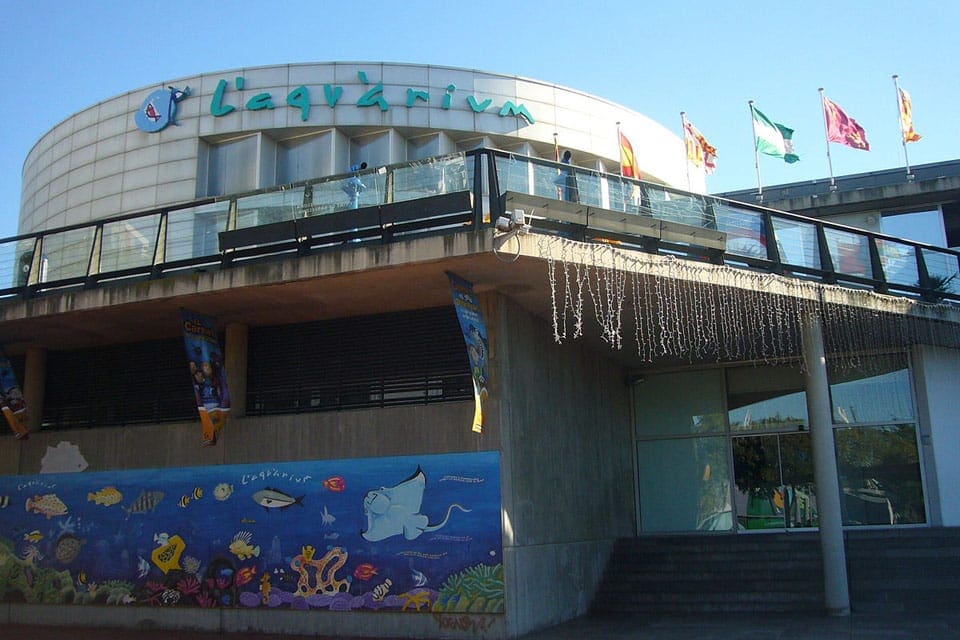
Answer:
[202,135,259,197]
[829,357,914,424]
[835,425,925,525]
[278,134,328,185]
[727,364,807,432]
[637,436,732,532]
[634,369,726,437]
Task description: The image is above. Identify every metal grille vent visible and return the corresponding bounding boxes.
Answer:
[246,306,472,415]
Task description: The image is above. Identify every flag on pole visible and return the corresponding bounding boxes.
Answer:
[683,120,718,174]
[822,96,870,151]
[751,105,799,163]
[898,88,922,143]
[619,132,641,179]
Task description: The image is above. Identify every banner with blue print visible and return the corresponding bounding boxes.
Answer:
[447,272,490,434]
[0,347,28,439]
[180,309,230,445]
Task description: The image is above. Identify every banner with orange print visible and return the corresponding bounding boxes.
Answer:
[181,309,230,446]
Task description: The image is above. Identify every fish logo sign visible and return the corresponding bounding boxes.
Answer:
[135,86,191,133]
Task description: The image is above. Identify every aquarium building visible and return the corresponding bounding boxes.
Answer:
[0,62,959,638]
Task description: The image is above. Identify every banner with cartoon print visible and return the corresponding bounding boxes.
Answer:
[447,272,489,434]
[180,309,230,446]
[0,450,503,613]
[0,347,29,439]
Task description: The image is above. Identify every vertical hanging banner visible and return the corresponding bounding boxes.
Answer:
[448,272,489,434]
[180,309,230,446]
[0,348,29,439]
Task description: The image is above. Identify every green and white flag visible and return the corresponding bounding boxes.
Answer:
[752,105,799,163]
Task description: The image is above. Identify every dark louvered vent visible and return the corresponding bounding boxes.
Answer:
[246,306,473,415]
[42,338,198,430]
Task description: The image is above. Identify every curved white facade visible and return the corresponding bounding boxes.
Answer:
[20,62,697,235]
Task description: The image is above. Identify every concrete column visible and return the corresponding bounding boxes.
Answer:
[802,316,850,616]
[224,323,248,418]
[23,347,47,434]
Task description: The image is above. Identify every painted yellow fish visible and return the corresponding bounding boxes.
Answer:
[88,486,123,507]
[229,531,261,561]
[23,530,43,542]
[26,493,68,519]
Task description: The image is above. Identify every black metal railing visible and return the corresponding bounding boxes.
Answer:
[2,149,958,303]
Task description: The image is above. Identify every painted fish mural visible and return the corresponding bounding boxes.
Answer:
[0,452,502,614]
[251,487,304,511]
[361,467,471,542]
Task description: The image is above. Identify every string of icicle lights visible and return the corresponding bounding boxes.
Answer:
[538,236,960,371]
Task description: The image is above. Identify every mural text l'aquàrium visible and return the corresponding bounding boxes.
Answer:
[0,451,503,613]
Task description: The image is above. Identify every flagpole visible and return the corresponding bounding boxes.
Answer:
[680,112,692,191]
[892,74,914,181]
[818,88,837,190]
[748,101,764,202]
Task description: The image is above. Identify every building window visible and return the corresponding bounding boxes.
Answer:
[830,355,925,525]
[199,135,260,197]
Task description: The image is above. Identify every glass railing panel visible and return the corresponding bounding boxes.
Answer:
[308,172,387,216]
[922,247,960,295]
[876,238,920,288]
[99,214,160,273]
[572,170,602,208]
[606,177,643,214]
[824,227,872,278]
[646,189,711,229]
[712,201,767,259]
[494,155,534,196]
[165,201,231,262]
[391,153,469,204]
[236,187,306,230]
[39,227,97,282]
[0,238,37,289]
[771,216,821,269]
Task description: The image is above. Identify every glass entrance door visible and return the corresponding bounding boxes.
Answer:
[732,432,817,530]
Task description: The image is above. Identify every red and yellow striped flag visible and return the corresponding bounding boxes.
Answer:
[620,132,641,179]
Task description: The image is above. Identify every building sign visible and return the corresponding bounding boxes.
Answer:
[135,70,534,132]
[134,86,190,133]
[0,451,503,614]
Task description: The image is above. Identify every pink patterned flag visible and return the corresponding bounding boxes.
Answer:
[823,96,870,151]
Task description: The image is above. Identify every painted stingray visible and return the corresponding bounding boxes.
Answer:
[361,466,470,542]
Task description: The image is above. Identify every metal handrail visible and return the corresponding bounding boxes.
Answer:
[0,148,957,304]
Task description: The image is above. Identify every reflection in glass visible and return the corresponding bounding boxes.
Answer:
[732,433,816,529]
[236,188,306,230]
[829,359,914,424]
[165,201,231,262]
[824,227,872,277]
[835,425,925,525]
[634,370,726,437]
[771,217,820,269]
[637,436,732,532]
[727,365,807,432]
[100,214,160,272]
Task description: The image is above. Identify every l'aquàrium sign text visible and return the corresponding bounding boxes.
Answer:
[135,70,535,133]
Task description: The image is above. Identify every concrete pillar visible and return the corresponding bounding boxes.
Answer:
[802,317,850,616]
[225,323,248,418]
[23,347,47,434]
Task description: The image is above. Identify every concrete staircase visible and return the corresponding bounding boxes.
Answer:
[593,528,960,615]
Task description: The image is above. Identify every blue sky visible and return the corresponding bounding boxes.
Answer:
[1,0,957,239]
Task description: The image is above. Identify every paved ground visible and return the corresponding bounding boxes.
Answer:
[6,611,960,639]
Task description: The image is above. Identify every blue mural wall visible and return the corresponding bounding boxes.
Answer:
[0,450,503,613]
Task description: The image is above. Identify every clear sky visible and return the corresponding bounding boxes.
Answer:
[1,0,957,239]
